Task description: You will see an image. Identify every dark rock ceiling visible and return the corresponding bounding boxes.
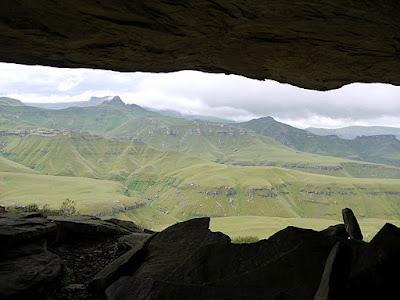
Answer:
[0,0,399,90]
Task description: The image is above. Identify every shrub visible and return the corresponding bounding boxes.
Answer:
[25,203,39,212]
[6,203,61,216]
[59,198,77,216]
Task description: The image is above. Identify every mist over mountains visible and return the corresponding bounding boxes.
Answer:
[26,96,125,109]
[11,95,400,137]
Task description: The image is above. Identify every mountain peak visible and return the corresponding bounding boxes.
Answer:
[89,96,125,106]
[258,116,275,121]
[0,97,25,107]
[104,96,125,106]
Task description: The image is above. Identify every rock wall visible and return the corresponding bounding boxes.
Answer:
[0,1,399,90]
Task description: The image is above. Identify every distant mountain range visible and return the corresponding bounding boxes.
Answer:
[25,96,124,109]
[1,95,400,223]
[145,108,232,123]
[1,96,400,167]
[307,126,400,140]
[24,96,231,123]
[18,96,400,139]
[239,117,400,166]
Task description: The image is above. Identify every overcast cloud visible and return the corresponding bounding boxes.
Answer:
[0,62,400,128]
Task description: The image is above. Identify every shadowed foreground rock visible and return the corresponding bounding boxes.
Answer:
[0,213,150,299]
[314,241,353,300]
[106,219,345,300]
[342,208,363,240]
[1,211,400,299]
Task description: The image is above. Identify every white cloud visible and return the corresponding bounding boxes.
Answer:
[1,62,400,128]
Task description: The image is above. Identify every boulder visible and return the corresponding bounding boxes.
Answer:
[318,224,400,299]
[106,219,345,300]
[342,208,363,240]
[90,232,153,292]
[49,215,134,242]
[0,251,61,299]
[117,232,152,254]
[105,218,143,233]
[320,224,349,239]
[314,242,353,300]
[0,213,57,248]
[368,223,400,295]
[370,223,400,255]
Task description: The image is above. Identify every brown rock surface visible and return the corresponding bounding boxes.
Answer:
[0,1,399,90]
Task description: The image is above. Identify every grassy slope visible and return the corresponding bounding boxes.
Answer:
[127,163,400,223]
[2,132,400,223]
[126,212,400,241]
[0,101,156,133]
[0,172,142,214]
[1,101,399,234]
[209,216,400,241]
[0,133,209,180]
[3,129,400,181]
[239,117,400,166]
[2,101,400,178]
[109,118,368,175]
[0,156,37,174]
[307,126,400,140]
[0,97,24,106]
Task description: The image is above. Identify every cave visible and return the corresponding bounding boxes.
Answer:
[0,0,399,90]
[1,1,400,300]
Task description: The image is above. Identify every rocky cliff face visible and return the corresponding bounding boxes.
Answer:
[1,209,400,300]
[0,1,399,90]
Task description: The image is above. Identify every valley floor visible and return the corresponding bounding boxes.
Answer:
[128,215,400,242]
[209,216,400,241]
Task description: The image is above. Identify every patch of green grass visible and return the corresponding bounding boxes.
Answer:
[0,172,142,215]
[210,216,400,241]
[231,236,260,244]
[2,133,400,226]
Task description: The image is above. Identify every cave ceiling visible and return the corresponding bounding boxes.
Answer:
[0,0,399,90]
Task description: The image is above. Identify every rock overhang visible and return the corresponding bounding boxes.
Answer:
[0,0,399,91]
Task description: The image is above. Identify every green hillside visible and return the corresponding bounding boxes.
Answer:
[0,156,37,174]
[1,97,399,169]
[209,216,400,242]
[1,131,400,227]
[0,172,143,215]
[2,131,400,181]
[0,97,25,107]
[0,98,156,132]
[125,163,400,223]
[0,132,207,180]
[239,117,400,166]
[307,125,400,140]
[0,97,399,234]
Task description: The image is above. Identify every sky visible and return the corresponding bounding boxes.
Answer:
[1,62,400,128]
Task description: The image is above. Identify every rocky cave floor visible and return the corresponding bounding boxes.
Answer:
[47,236,123,300]
[1,209,400,300]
